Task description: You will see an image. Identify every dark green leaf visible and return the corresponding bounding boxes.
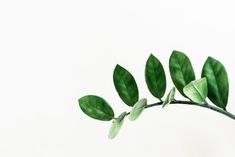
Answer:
[113,64,139,106]
[108,112,127,139]
[169,50,195,97]
[129,98,147,121]
[79,95,114,121]
[162,87,175,108]
[201,57,229,110]
[145,54,166,99]
[183,78,208,104]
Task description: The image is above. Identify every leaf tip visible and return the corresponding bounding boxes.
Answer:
[206,56,214,62]
[172,50,182,55]
[115,64,122,70]
[201,77,207,82]
[149,53,155,58]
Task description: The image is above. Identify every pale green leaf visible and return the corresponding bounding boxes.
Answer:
[183,78,208,104]
[162,87,175,108]
[108,112,127,139]
[129,98,147,121]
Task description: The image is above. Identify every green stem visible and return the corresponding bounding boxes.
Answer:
[171,100,235,120]
[125,100,235,120]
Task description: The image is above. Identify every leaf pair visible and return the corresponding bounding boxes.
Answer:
[108,98,147,139]
[169,51,208,104]
[113,53,167,106]
[145,51,198,107]
[169,51,229,110]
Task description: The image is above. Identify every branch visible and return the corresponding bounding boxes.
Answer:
[125,100,235,120]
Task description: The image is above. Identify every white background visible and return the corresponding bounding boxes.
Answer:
[1,0,235,156]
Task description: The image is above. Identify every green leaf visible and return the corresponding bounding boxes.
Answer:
[108,112,127,139]
[79,95,114,121]
[169,50,195,97]
[201,57,229,110]
[129,98,147,121]
[162,87,175,108]
[183,78,208,104]
[145,54,166,99]
[113,64,139,106]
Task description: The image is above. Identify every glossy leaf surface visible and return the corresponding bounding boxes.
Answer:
[113,64,139,106]
[201,57,229,110]
[79,95,114,121]
[145,54,166,99]
[169,51,195,96]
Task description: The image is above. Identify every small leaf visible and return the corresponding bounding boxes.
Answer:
[113,64,139,106]
[169,51,195,97]
[79,95,114,121]
[162,87,175,108]
[145,54,166,99]
[129,98,147,121]
[183,78,208,104]
[108,112,127,139]
[201,57,229,110]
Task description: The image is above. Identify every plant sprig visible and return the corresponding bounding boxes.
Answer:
[78,50,232,139]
